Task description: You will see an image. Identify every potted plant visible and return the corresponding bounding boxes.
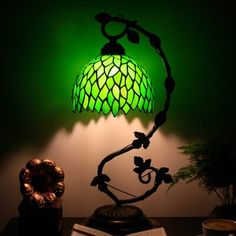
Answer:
[169,138,236,219]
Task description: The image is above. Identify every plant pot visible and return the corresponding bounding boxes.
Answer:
[209,204,236,220]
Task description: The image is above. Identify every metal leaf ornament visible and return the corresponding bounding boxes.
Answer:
[127,29,140,44]
[95,12,111,24]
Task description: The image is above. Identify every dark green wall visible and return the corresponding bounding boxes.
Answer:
[2,0,236,156]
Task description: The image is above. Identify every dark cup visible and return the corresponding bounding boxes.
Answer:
[202,219,236,236]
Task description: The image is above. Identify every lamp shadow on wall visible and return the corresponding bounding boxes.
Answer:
[0,107,155,162]
[2,92,232,166]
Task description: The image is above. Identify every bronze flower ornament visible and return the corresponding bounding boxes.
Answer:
[19,159,65,208]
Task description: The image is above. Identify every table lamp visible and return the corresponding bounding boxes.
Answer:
[72,13,175,235]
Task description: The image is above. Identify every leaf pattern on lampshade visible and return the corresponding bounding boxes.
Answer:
[72,55,154,117]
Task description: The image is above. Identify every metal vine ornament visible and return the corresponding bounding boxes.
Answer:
[72,13,175,234]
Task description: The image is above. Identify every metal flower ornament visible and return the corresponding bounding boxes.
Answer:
[72,12,175,233]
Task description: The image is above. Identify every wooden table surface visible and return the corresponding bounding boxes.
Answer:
[1,217,206,236]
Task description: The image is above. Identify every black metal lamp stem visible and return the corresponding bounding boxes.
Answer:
[91,12,175,207]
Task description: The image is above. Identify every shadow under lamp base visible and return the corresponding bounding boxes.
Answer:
[86,204,160,235]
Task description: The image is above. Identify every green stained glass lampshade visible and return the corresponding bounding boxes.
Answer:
[72,55,154,117]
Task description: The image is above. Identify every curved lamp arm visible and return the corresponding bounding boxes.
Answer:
[91,13,175,206]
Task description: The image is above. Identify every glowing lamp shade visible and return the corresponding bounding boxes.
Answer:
[72,54,154,117]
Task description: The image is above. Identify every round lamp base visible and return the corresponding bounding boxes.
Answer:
[86,204,159,235]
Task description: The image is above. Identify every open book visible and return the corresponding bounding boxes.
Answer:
[71,223,167,236]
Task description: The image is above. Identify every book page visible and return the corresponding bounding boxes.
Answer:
[128,227,167,236]
[71,223,111,236]
[71,223,167,236]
